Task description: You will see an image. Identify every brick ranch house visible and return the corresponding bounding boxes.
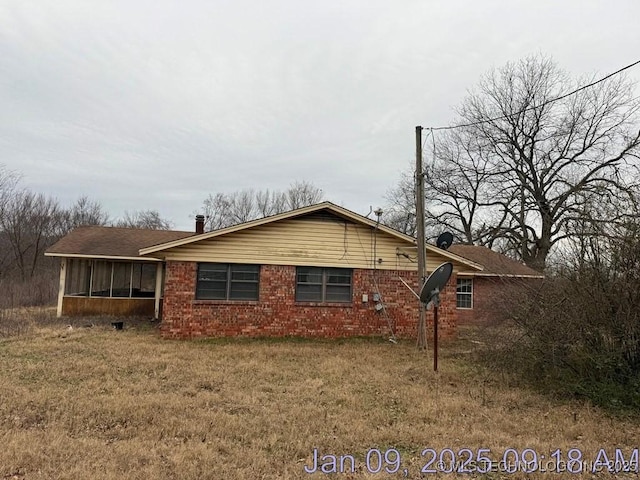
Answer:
[45,202,542,339]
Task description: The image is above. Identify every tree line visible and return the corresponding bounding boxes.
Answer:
[0,168,323,307]
[0,166,172,283]
[200,180,323,231]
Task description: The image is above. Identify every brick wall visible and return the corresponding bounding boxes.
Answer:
[456,276,541,324]
[161,261,458,339]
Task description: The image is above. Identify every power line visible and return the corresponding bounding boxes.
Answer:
[425,58,640,132]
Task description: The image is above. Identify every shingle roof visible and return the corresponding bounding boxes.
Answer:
[45,226,194,259]
[448,244,544,277]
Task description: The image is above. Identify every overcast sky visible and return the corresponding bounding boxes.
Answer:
[1,1,639,230]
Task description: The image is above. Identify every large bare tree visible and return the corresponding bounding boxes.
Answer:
[388,56,640,271]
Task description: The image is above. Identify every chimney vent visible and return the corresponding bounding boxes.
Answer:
[195,215,205,234]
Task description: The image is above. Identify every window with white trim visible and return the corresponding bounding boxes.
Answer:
[456,278,473,308]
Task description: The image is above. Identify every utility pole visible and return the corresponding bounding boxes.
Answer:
[415,126,427,350]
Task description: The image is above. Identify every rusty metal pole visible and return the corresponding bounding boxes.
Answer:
[434,299,439,371]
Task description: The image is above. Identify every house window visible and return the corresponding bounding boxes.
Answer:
[196,263,260,300]
[296,267,352,303]
[456,278,473,308]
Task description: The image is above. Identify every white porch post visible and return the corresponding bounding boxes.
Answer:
[56,258,67,317]
[154,262,163,320]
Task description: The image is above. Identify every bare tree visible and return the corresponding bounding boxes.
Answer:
[60,195,110,232]
[200,181,324,231]
[115,210,173,230]
[387,55,640,270]
[383,170,417,236]
[0,165,19,215]
[255,189,287,217]
[0,166,20,276]
[384,152,509,244]
[465,56,639,270]
[201,192,234,231]
[230,190,259,225]
[285,180,324,209]
[0,168,107,305]
[424,128,514,247]
[0,189,62,280]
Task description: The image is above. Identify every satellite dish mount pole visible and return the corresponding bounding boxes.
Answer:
[432,289,440,371]
[419,263,452,372]
[416,126,428,350]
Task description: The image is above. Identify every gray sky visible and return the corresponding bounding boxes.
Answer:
[1,0,639,230]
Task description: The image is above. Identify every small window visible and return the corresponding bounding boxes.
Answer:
[456,278,473,308]
[196,263,260,301]
[296,267,352,303]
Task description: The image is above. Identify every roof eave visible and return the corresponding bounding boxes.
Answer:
[45,252,162,262]
[457,271,544,279]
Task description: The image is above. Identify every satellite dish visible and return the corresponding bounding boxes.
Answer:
[436,232,454,250]
[419,262,453,373]
[419,262,453,304]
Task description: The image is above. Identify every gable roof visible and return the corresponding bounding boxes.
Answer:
[139,202,413,254]
[45,226,194,261]
[137,202,483,271]
[448,244,544,278]
[45,204,500,273]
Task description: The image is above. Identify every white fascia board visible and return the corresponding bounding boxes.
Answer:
[44,253,162,262]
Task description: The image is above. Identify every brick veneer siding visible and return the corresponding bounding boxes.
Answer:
[161,261,458,339]
[456,276,541,324]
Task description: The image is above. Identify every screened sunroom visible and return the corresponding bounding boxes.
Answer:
[64,259,158,298]
[44,224,195,319]
[57,258,164,318]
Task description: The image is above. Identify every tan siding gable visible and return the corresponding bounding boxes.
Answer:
[160,216,466,272]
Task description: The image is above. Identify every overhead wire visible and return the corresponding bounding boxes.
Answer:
[421,127,434,150]
[352,220,397,342]
[424,58,640,132]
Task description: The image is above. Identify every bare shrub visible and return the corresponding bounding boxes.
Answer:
[478,224,640,409]
[0,309,30,337]
[0,307,58,337]
[0,266,58,309]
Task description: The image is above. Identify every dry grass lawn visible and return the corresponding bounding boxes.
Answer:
[1,313,639,479]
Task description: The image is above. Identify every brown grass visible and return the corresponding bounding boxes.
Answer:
[0,316,638,479]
